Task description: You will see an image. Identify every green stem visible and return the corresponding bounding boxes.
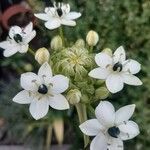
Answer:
[75,103,89,148]
[45,125,52,150]
[59,26,65,46]
[28,47,35,56]
[89,46,93,53]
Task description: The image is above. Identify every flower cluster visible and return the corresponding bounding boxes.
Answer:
[0,2,143,150]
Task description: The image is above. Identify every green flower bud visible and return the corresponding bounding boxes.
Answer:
[75,39,85,48]
[95,87,109,100]
[80,94,90,103]
[35,47,50,65]
[51,35,63,50]
[24,63,33,71]
[67,89,82,105]
[86,30,99,46]
[102,48,112,56]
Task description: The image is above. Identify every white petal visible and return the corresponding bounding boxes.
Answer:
[118,121,140,140]
[113,46,126,63]
[95,101,115,128]
[106,74,124,93]
[50,75,69,94]
[21,72,40,91]
[90,133,107,150]
[34,13,50,21]
[3,47,18,57]
[23,22,33,34]
[107,137,123,150]
[13,90,31,104]
[45,19,61,30]
[0,41,11,49]
[121,74,142,86]
[115,104,136,125]
[61,19,76,26]
[19,44,29,53]
[95,52,112,68]
[49,94,69,110]
[9,26,22,39]
[79,119,102,136]
[65,12,81,20]
[123,59,141,74]
[38,62,53,82]
[29,97,49,120]
[88,67,110,79]
[24,30,36,43]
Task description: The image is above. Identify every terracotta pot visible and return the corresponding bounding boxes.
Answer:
[1,4,36,30]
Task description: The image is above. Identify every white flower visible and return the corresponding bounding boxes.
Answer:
[13,62,69,120]
[34,2,81,30]
[89,46,142,93]
[79,101,140,150]
[0,22,36,57]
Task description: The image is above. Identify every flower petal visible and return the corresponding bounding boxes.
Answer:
[95,52,112,68]
[24,30,36,43]
[34,13,50,21]
[113,46,126,63]
[95,101,115,128]
[115,104,136,125]
[88,67,110,79]
[13,90,31,104]
[106,74,124,93]
[50,75,69,94]
[21,72,40,91]
[90,132,107,150]
[45,19,61,30]
[23,22,33,34]
[79,119,102,136]
[9,26,22,39]
[49,94,69,110]
[123,59,141,74]
[107,137,123,150]
[121,74,142,86]
[38,62,53,82]
[61,19,76,26]
[118,121,140,140]
[3,47,18,57]
[0,41,11,49]
[65,12,81,20]
[19,44,29,53]
[29,97,49,120]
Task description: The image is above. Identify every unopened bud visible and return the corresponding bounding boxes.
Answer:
[75,39,85,48]
[51,35,63,50]
[95,87,109,100]
[86,30,99,46]
[53,118,64,145]
[24,63,33,71]
[67,89,81,105]
[102,48,112,56]
[35,47,50,65]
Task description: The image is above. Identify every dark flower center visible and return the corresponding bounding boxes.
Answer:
[38,84,48,94]
[113,62,123,72]
[107,126,120,138]
[57,8,63,17]
[13,34,23,43]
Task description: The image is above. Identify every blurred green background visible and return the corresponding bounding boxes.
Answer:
[0,0,150,149]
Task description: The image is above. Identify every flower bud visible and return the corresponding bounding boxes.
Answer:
[51,35,63,50]
[86,30,99,46]
[24,63,33,71]
[35,47,50,65]
[75,39,85,48]
[102,48,112,56]
[53,118,64,145]
[67,89,81,105]
[95,87,109,100]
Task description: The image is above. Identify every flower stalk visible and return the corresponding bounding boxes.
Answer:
[28,47,35,56]
[75,103,89,148]
[59,27,65,47]
[45,125,52,150]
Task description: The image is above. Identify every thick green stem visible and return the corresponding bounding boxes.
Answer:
[28,47,35,56]
[89,46,93,53]
[59,26,65,46]
[75,103,89,148]
[45,125,52,150]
